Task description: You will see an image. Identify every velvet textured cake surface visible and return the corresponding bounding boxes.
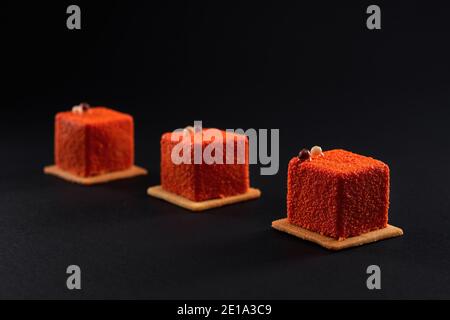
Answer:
[161,129,249,202]
[287,149,389,239]
[55,107,134,177]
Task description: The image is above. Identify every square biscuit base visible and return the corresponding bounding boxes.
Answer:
[44,165,148,185]
[147,185,261,212]
[272,218,403,251]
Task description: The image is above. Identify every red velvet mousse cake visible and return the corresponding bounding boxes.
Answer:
[272,146,403,250]
[44,103,147,185]
[147,127,261,211]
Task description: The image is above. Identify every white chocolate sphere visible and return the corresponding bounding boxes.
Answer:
[311,146,323,157]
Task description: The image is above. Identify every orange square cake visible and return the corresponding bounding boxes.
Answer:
[287,149,389,239]
[55,106,134,177]
[160,129,249,202]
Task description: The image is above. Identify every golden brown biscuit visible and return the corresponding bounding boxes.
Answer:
[147,185,261,212]
[272,218,403,250]
[44,165,147,185]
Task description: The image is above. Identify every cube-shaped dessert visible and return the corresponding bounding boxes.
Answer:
[287,149,389,239]
[55,107,134,177]
[160,129,249,202]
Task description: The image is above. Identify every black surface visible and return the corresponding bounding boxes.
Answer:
[1,1,450,299]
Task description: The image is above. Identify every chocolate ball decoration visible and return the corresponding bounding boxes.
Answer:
[311,146,324,157]
[298,148,311,162]
[72,102,91,114]
[79,102,91,111]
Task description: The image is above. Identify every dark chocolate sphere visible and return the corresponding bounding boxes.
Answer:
[298,148,311,162]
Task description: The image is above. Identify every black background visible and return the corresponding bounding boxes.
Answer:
[1,0,450,299]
